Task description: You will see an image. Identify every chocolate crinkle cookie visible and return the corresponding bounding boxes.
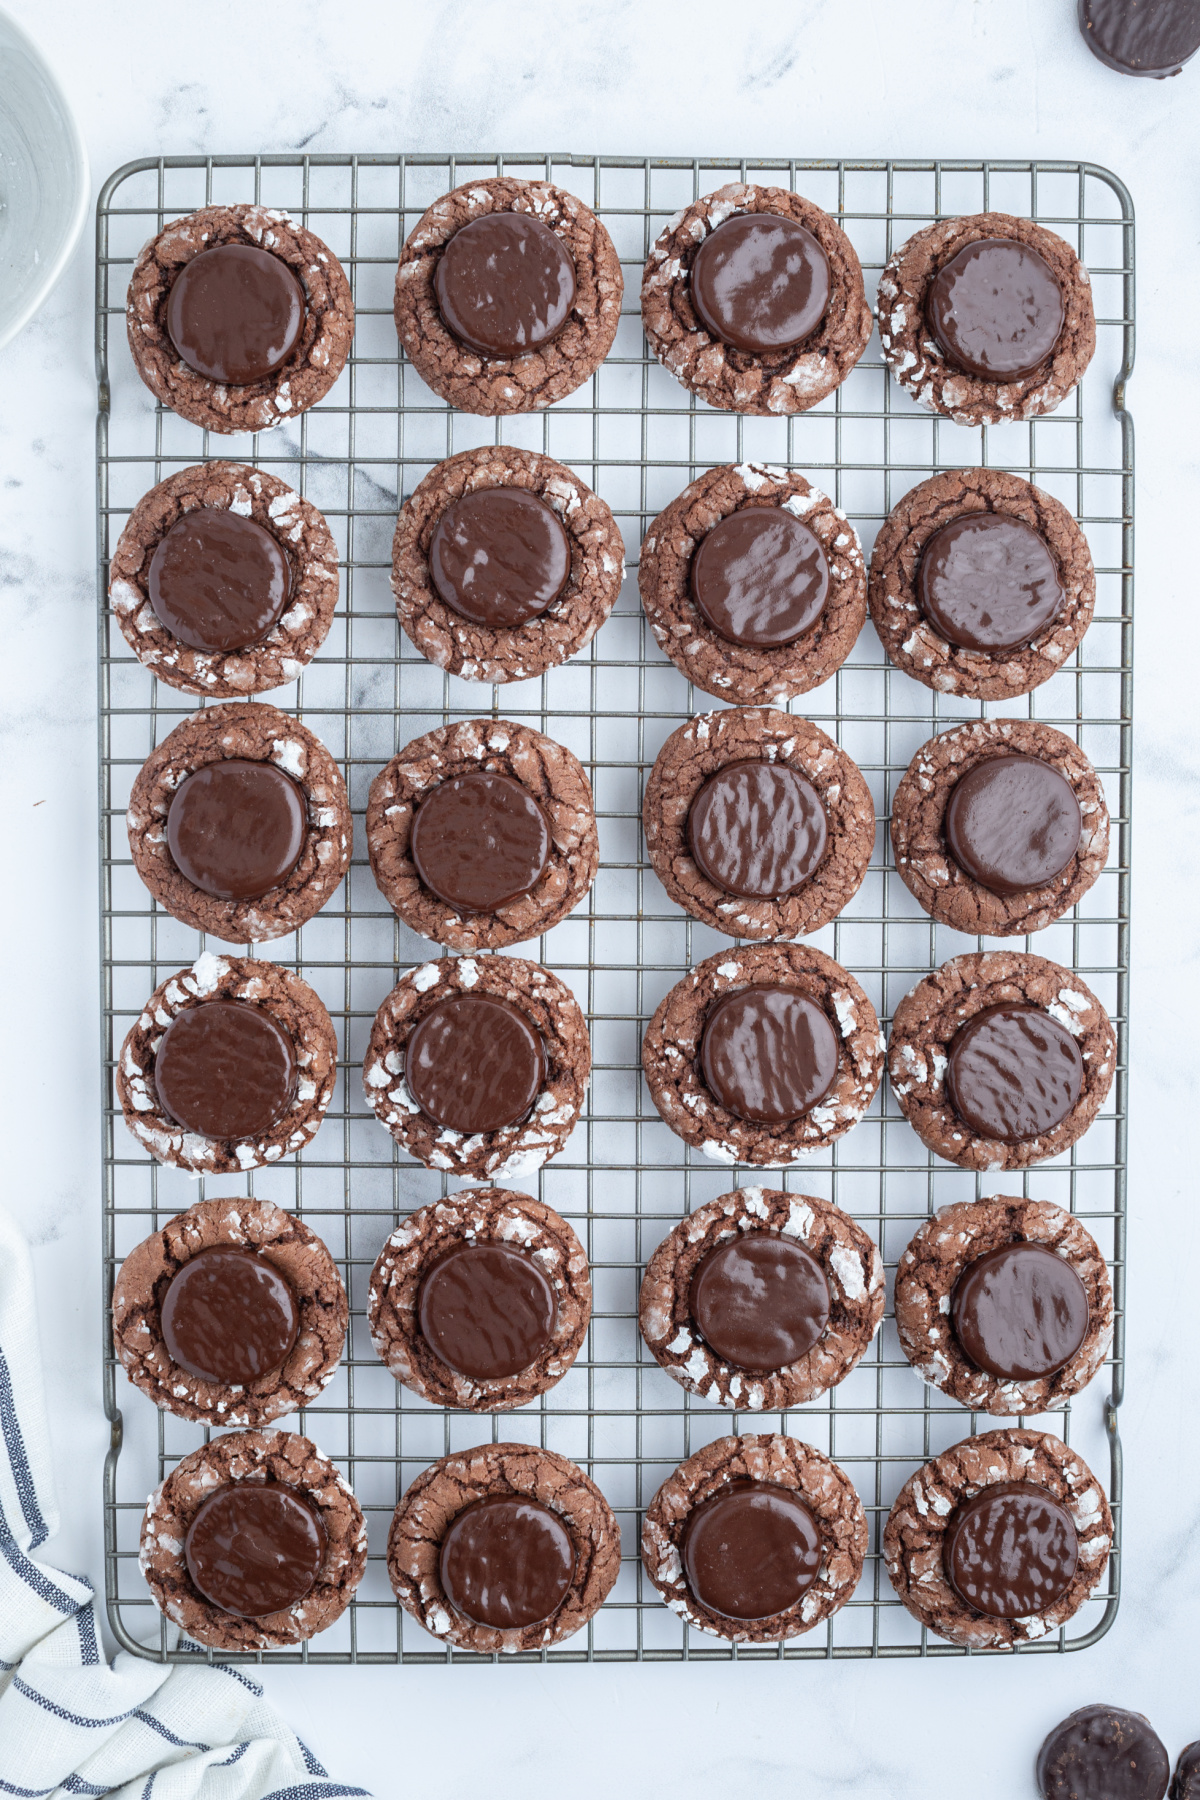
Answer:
[891,718,1110,937]
[877,212,1095,426]
[126,700,352,942]
[367,1187,590,1411]
[392,446,624,684]
[641,185,872,415]
[888,951,1116,1172]
[643,707,875,940]
[367,717,598,951]
[638,463,866,706]
[113,1196,347,1427]
[639,1188,883,1410]
[883,1428,1112,1648]
[394,178,623,415]
[116,951,337,1175]
[139,1429,367,1651]
[895,1198,1114,1415]
[126,205,354,434]
[387,1442,620,1654]
[642,942,885,1167]
[362,954,590,1181]
[641,1433,867,1643]
[868,469,1096,701]
[1039,1706,1171,1800]
[109,462,339,698]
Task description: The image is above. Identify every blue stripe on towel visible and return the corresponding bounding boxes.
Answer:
[261,1786,371,1800]
[132,1709,210,1751]
[209,1661,264,1698]
[299,1740,328,1777]
[10,1677,139,1729]
[213,1744,250,1769]
[75,1606,100,1666]
[0,1348,48,1549]
[0,1529,82,1614]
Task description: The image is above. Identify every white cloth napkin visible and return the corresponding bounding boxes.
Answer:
[0,1207,372,1799]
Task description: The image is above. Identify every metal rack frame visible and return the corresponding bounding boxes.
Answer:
[96,153,1134,1664]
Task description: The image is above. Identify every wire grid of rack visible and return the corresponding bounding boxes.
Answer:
[96,153,1134,1664]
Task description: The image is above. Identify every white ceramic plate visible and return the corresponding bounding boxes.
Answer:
[0,7,89,350]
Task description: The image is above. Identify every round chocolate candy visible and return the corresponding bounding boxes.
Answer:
[165,244,306,386]
[439,1494,576,1629]
[153,1000,297,1138]
[700,986,839,1125]
[434,213,576,359]
[166,759,308,901]
[147,507,291,655]
[689,1234,830,1371]
[945,1481,1078,1619]
[405,994,545,1133]
[184,1481,327,1617]
[690,213,831,354]
[944,755,1082,896]
[410,771,552,913]
[160,1246,300,1386]
[686,760,828,898]
[417,1240,558,1381]
[1038,1705,1171,1800]
[690,508,830,648]
[946,1003,1084,1144]
[918,513,1065,654]
[925,238,1064,382]
[951,1242,1090,1382]
[681,1480,822,1621]
[1172,1742,1200,1800]
[1078,0,1200,79]
[429,487,571,629]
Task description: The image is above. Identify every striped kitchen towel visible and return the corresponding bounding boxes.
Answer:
[0,1206,372,1800]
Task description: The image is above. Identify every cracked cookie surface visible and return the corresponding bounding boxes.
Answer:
[139,1428,366,1650]
[387,1442,620,1654]
[126,205,353,434]
[368,1188,590,1411]
[126,701,352,942]
[894,1197,1113,1415]
[868,469,1095,700]
[113,1196,347,1427]
[639,1188,883,1410]
[392,447,624,684]
[363,954,590,1181]
[876,212,1095,425]
[883,1428,1111,1648]
[641,185,872,415]
[394,178,623,415]
[641,1433,866,1642]
[887,951,1116,1171]
[116,951,337,1175]
[642,942,884,1166]
[110,462,339,698]
[638,463,866,705]
[643,707,875,940]
[367,718,598,950]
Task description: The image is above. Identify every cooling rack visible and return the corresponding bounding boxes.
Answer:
[95,153,1134,1663]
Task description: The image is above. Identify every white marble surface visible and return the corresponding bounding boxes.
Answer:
[2,2,1199,1794]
